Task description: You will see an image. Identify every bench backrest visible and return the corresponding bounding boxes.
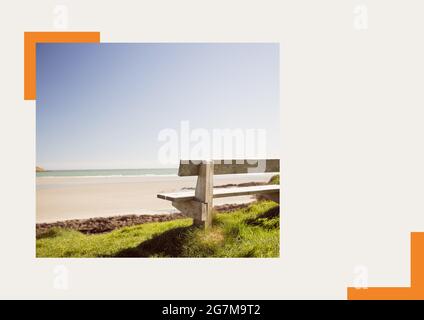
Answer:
[178,159,279,176]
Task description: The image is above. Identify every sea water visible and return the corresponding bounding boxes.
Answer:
[36,168,178,178]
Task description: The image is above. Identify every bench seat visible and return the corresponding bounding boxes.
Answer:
[157,184,279,202]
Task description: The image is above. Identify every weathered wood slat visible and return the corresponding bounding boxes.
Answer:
[157,185,280,202]
[178,159,279,176]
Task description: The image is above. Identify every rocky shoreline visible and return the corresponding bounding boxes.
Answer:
[36,203,251,238]
[36,213,186,238]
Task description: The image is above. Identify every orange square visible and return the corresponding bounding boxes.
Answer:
[24,32,100,100]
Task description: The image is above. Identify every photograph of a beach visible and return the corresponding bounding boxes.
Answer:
[36,43,280,258]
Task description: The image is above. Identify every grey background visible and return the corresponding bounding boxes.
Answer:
[0,0,423,299]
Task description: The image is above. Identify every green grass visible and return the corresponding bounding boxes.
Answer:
[36,201,279,258]
[268,174,280,185]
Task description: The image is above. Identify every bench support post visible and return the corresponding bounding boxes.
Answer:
[172,200,203,222]
[194,161,214,228]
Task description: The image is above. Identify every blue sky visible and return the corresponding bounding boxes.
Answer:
[36,43,279,170]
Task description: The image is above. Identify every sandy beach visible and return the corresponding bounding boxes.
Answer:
[36,173,275,223]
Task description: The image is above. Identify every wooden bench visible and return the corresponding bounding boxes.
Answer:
[157,159,280,228]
